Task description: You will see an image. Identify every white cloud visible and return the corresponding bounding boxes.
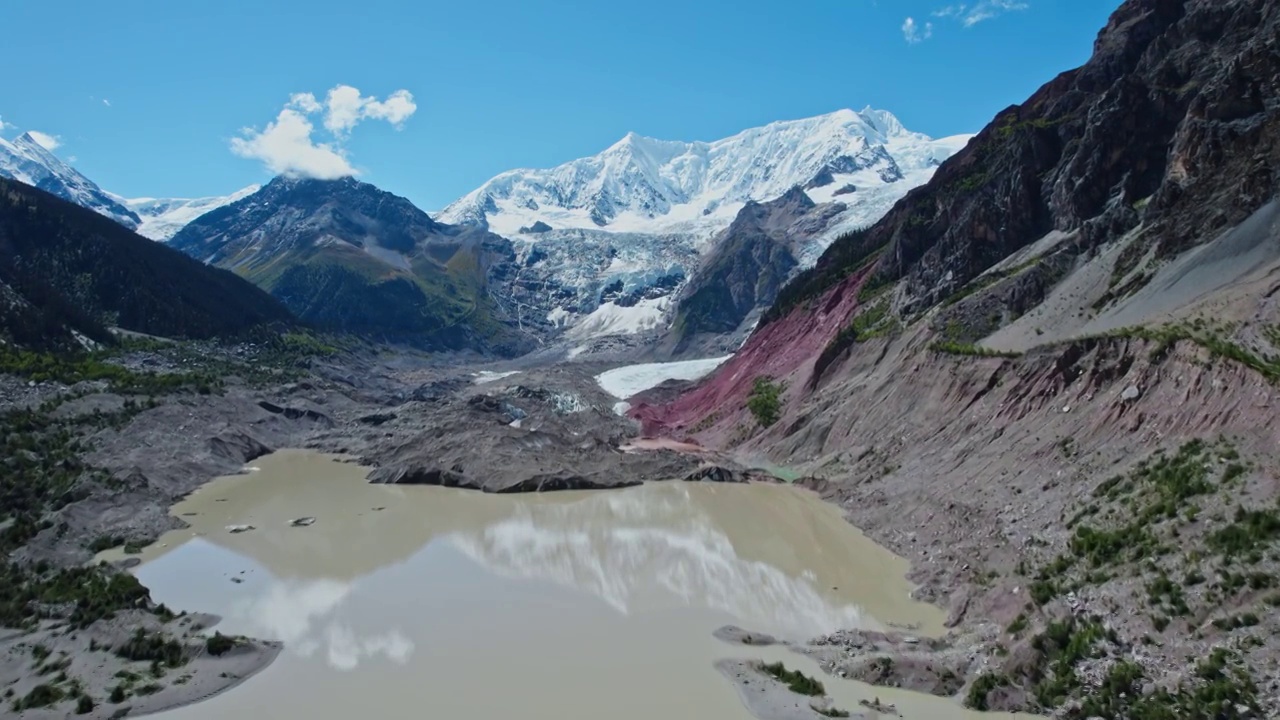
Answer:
[232,85,417,179]
[932,4,968,18]
[289,92,322,114]
[231,108,355,179]
[27,131,61,151]
[103,98,111,107]
[902,17,933,44]
[0,115,7,132]
[933,0,1028,27]
[322,85,417,136]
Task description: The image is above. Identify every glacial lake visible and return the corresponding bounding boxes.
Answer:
[122,450,1027,719]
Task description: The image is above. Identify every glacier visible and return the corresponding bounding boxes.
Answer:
[118,186,261,241]
[443,107,972,342]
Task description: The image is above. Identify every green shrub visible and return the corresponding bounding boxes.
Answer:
[16,683,65,710]
[761,662,824,696]
[746,377,783,428]
[114,628,185,667]
[205,632,237,657]
[965,673,1010,710]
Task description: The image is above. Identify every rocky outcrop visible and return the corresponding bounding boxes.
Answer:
[256,400,334,427]
[368,464,469,487]
[662,187,846,356]
[683,465,747,483]
[207,431,272,464]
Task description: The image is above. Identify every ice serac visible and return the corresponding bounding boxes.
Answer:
[0,133,141,229]
[442,108,971,343]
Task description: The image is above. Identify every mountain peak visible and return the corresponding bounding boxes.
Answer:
[439,107,964,238]
[856,106,907,137]
[0,132,141,229]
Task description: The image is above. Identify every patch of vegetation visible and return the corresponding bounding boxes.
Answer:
[1034,440,1242,606]
[1100,323,1280,384]
[965,672,1012,710]
[812,299,896,383]
[0,563,153,629]
[114,628,186,667]
[1030,617,1113,708]
[761,662,825,696]
[0,346,224,395]
[1207,506,1280,557]
[994,113,1065,140]
[75,694,94,714]
[1068,649,1259,719]
[12,683,65,711]
[1212,612,1260,631]
[954,171,991,192]
[205,632,237,657]
[763,227,886,324]
[1006,613,1029,635]
[942,257,1041,308]
[814,706,850,718]
[88,534,126,553]
[929,340,1021,358]
[746,377,783,428]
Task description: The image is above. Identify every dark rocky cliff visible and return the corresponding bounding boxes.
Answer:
[662,187,845,356]
[769,0,1279,321]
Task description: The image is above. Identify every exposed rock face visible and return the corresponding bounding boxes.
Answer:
[519,220,554,234]
[770,0,1280,319]
[683,465,747,483]
[662,187,846,356]
[170,176,538,354]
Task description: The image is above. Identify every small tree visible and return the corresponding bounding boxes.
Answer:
[747,377,783,427]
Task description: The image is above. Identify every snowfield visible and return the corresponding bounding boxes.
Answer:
[595,356,732,399]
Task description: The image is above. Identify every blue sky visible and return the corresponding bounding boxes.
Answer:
[1,0,1118,211]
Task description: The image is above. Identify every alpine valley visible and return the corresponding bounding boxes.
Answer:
[3,1,1280,719]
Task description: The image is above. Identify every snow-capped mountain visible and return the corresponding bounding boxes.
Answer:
[0,131,257,240]
[0,133,141,229]
[440,107,971,241]
[117,186,260,241]
[440,108,971,346]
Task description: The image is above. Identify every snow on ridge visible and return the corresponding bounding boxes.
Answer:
[0,133,140,228]
[123,185,261,241]
[439,107,965,240]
